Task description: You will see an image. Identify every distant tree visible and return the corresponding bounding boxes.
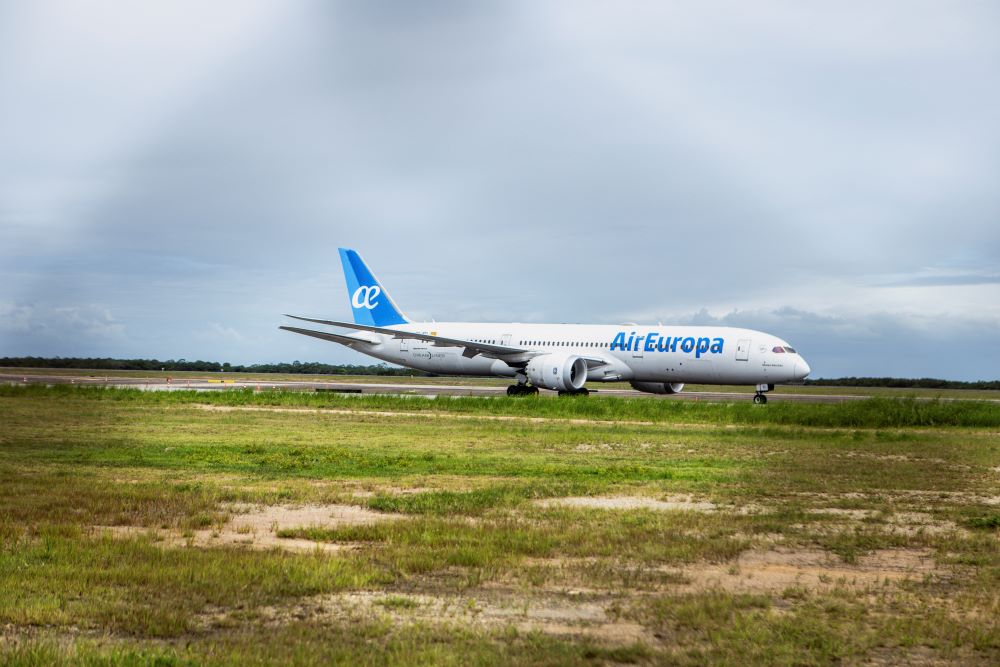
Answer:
[0,357,426,376]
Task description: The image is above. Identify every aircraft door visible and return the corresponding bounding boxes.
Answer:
[400,338,409,353]
[501,334,512,347]
[736,339,750,361]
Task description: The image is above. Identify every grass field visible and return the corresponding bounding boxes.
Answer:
[1,385,998,665]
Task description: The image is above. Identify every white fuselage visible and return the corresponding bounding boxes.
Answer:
[345,322,810,386]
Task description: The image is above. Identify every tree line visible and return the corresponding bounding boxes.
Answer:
[802,376,1000,390]
[0,357,423,376]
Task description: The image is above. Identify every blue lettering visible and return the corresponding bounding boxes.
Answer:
[610,331,725,355]
[695,337,710,358]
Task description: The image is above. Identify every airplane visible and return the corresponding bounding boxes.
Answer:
[280,248,811,403]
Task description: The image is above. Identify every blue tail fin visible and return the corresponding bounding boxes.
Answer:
[338,248,409,326]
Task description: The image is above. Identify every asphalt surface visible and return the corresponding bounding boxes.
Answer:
[0,372,890,403]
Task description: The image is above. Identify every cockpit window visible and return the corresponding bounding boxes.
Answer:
[784,346,796,354]
[771,346,785,353]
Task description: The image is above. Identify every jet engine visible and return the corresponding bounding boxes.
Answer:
[526,353,588,392]
[630,381,685,394]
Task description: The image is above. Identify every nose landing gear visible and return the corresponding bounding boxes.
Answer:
[753,383,773,404]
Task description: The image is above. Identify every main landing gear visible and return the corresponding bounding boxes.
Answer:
[753,383,773,404]
[504,385,591,397]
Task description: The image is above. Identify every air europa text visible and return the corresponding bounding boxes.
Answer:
[610,331,725,358]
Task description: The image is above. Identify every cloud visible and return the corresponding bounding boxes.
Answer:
[0,302,126,356]
[875,272,1000,288]
[197,323,246,344]
[670,305,1000,380]
[1,2,998,379]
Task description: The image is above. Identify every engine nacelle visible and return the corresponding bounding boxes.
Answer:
[630,381,685,395]
[526,353,588,392]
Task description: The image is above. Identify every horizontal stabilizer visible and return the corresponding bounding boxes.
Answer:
[279,325,378,347]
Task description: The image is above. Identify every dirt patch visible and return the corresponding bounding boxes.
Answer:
[673,547,938,594]
[350,486,435,499]
[862,645,976,666]
[196,546,941,643]
[810,508,878,520]
[884,511,967,536]
[804,506,965,531]
[795,490,1000,507]
[94,503,404,553]
[536,495,717,512]
[797,504,969,537]
[210,589,651,645]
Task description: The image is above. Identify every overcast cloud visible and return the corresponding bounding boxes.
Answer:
[1,1,998,379]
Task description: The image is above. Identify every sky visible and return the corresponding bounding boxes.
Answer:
[1,1,998,380]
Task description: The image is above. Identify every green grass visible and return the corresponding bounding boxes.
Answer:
[4,384,999,428]
[965,513,1000,530]
[1,385,999,665]
[1,528,378,637]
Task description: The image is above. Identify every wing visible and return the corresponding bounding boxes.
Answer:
[282,314,528,359]
[281,315,611,368]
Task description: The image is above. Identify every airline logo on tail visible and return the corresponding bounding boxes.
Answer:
[351,285,381,310]
[338,248,408,327]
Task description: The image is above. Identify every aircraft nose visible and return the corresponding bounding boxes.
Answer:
[794,358,811,381]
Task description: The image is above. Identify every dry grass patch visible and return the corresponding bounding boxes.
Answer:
[93,502,407,553]
[673,547,939,595]
[205,588,656,646]
[535,494,717,512]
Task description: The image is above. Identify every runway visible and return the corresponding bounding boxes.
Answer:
[0,371,908,404]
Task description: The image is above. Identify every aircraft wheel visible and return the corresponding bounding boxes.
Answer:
[558,389,589,397]
[507,385,518,396]
[753,393,768,405]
